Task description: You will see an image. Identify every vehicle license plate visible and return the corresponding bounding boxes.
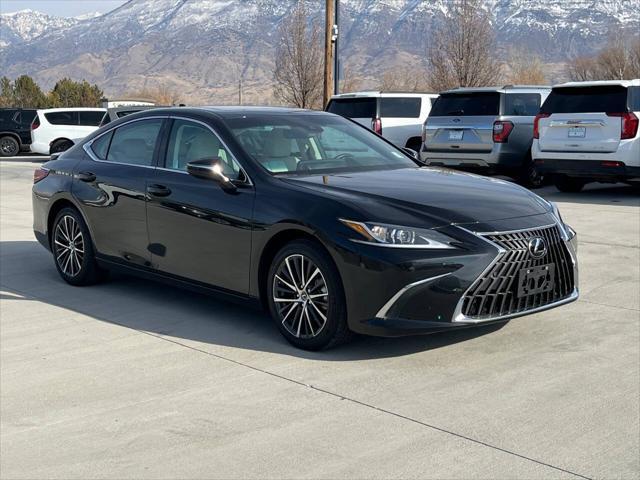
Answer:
[517,264,555,298]
[567,127,586,138]
[448,130,464,141]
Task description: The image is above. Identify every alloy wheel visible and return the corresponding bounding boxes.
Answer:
[0,137,18,156]
[54,215,85,277]
[272,254,329,339]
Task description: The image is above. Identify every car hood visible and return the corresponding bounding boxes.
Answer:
[282,167,550,227]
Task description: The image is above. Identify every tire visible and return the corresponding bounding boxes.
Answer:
[406,138,422,152]
[51,207,106,286]
[554,175,586,193]
[0,136,20,157]
[50,139,73,155]
[267,239,352,350]
[518,151,544,189]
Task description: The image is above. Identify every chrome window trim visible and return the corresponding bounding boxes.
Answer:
[451,221,578,324]
[82,115,167,169]
[376,273,452,319]
[81,114,253,185]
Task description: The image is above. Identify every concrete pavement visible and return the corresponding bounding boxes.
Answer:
[1,161,638,479]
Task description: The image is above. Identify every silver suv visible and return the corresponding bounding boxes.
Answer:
[420,86,551,187]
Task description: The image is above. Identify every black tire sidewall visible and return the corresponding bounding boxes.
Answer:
[0,136,19,157]
[267,240,348,350]
[50,140,72,155]
[52,207,101,286]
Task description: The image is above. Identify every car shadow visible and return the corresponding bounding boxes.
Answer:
[1,240,505,361]
[536,182,639,207]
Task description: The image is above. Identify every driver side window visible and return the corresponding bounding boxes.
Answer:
[165,119,241,179]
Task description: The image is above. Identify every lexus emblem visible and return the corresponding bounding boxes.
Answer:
[528,237,547,259]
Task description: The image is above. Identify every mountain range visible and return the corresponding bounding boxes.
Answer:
[1,0,639,104]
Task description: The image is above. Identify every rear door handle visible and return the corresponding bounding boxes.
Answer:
[78,171,96,182]
[147,184,172,197]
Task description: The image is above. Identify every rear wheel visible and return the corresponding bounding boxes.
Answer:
[518,151,544,189]
[267,240,351,350]
[554,175,586,193]
[50,139,73,155]
[406,137,422,152]
[52,208,106,286]
[0,136,19,157]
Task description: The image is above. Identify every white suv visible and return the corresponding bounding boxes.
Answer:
[326,92,438,151]
[532,80,640,192]
[30,108,107,155]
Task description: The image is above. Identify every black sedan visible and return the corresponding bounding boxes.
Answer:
[32,107,578,350]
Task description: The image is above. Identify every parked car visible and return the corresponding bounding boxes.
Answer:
[0,108,36,157]
[532,79,640,192]
[421,85,551,187]
[326,91,438,151]
[99,106,160,126]
[32,107,578,350]
[30,108,107,155]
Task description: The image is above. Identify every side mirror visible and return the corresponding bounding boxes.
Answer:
[401,147,419,160]
[186,158,237,192]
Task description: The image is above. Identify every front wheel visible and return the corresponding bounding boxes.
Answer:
[554,175,586,193]
[52,208,106,286]
[267,240,352,350]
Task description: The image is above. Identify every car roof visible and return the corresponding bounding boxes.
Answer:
[553,79,640,88]
[440,85,550,95]
[331,91,438,99]
[133,106,326,119]
[37,107,107,113]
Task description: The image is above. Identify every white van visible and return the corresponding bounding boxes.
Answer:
[532,79,640,192]
[326,92,439,151]
[30,108,107,155]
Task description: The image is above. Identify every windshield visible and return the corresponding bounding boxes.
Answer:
[226,114,417,175]
[430,92,500,116]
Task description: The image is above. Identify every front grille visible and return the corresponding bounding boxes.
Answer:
[461,225,575,320]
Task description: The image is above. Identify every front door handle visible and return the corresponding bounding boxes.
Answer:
[78,171,96,182]
[147,184,172,197]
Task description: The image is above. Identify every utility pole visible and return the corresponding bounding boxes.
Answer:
[323,0,335,109]
[238,79,242,106]
[333,0,340,96]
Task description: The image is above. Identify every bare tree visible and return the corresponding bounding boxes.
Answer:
[339,66,362,94]
[567,36,640,80]
[426,0,502,91]
[128,84,182,105]
[273,3,323,109]
[378,66,430,92]
[506,48,546,85]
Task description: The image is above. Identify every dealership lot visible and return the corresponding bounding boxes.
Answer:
[1,160,638,478]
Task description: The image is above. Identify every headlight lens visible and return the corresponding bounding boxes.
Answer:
[340,219,456,249]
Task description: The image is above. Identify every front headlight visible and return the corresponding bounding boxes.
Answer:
[550,202,576,241]
[339,219,456,249]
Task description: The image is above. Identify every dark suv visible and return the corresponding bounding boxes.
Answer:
[0,108,36,157]
[421,86,550,187]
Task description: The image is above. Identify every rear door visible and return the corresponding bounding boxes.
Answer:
[326,97,377,129]
[424,92,499,153]
[537,86,628,153]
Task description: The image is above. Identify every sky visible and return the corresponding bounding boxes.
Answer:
[1,0,128,17]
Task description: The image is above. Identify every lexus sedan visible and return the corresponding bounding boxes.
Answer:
[32,107,578,350]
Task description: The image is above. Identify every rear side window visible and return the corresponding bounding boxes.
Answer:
[504,93,541,116]
[380,97,421,118]
[541,86,628,114]
[21,110,36,126]
[90,131,113,160]
[45,111,78,125]
[430,93,500,116]
[106,119,163,166]
[116,110,141,118]
[629,87,640,111]
[0,110,16,121]
[327,98,376,118]
[79,111,106,126]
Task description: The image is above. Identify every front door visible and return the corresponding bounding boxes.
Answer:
[146,118,254,294]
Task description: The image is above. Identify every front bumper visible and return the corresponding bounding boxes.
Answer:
[535,159,640,182]
[339,217,578,337]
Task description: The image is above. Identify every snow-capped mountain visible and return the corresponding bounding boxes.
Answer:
[1,0,638,102]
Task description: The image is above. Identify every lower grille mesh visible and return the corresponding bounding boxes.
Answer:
[461,225,575,320]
